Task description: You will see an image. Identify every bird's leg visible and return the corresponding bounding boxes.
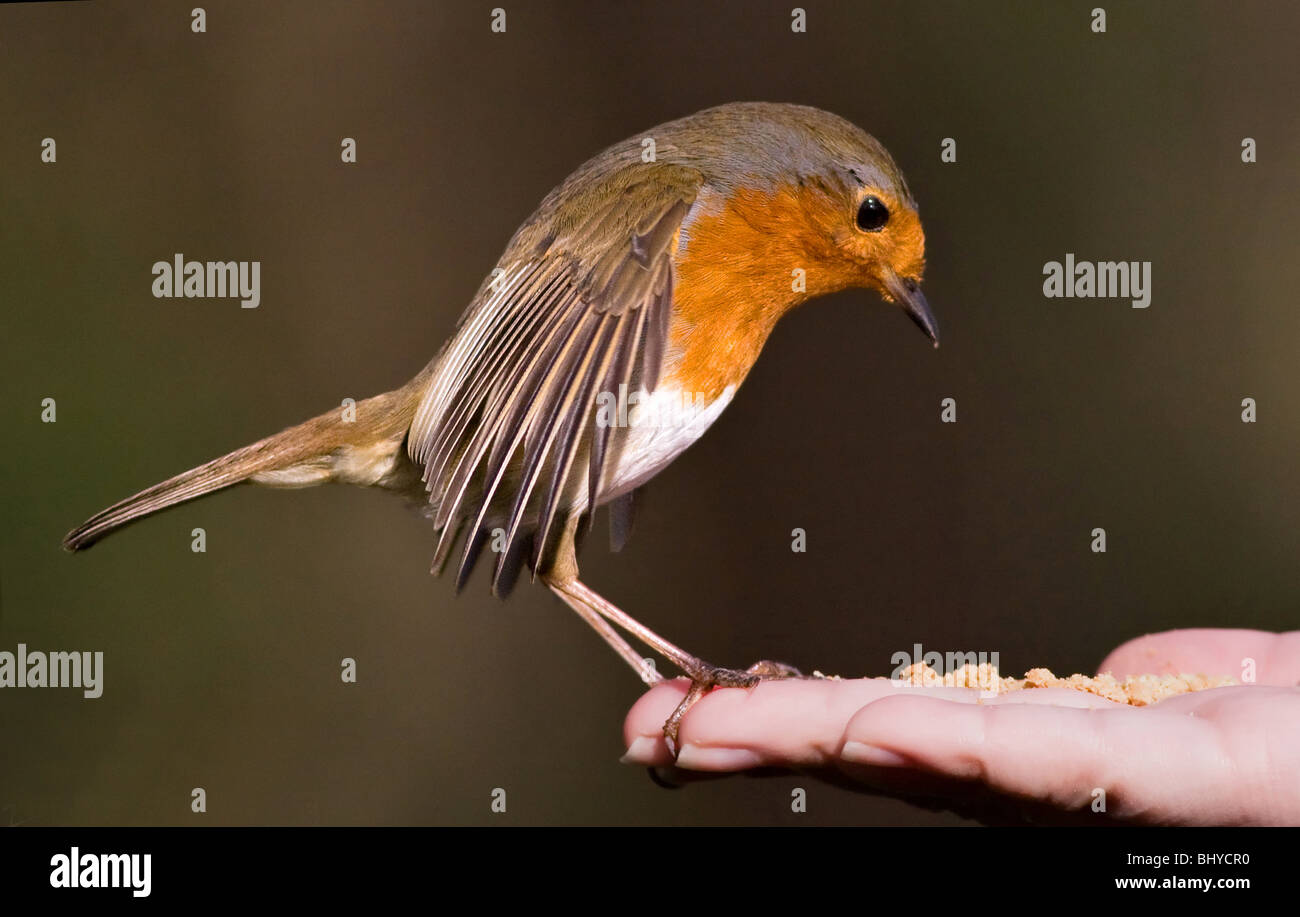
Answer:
[541,515,801,754]
[550,583,664,687]
[546,575,802,755]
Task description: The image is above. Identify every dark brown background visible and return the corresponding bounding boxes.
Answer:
[2,0,1297,825]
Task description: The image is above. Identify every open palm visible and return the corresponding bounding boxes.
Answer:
[621,629,1300,825]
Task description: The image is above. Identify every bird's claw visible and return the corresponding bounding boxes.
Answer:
[661,659,803,757]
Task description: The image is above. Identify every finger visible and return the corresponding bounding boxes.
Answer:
[619,677,1111,770]
[1099,629,1300,686]
[621,677,974,769]
[837,691,1257,823]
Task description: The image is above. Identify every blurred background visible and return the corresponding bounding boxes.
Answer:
[1,0,1297,825]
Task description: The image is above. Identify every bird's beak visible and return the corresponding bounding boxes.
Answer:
[884,272,940,348]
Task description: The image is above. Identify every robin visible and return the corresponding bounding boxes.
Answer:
[64,102,937,753]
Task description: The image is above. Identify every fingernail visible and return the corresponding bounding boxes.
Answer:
[675,744,763,771]
[619,736,661,765]
[841,741,909,767]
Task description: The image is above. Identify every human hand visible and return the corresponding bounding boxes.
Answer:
[620,629,1300,825]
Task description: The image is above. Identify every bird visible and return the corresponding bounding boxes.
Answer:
[63,101,937,753]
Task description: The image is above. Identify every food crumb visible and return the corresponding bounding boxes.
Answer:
[890,662,1234,705]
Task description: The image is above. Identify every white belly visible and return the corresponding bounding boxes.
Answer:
[590,383,736,510]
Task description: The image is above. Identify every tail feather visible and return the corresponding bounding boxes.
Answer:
[63,380,425,551]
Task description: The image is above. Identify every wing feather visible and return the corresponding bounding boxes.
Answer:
[408,164,702,593]
[528,311,624,574]
[424,268,571,516]
[454,305,596,583]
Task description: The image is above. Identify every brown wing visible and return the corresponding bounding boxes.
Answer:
[408,164,701,595]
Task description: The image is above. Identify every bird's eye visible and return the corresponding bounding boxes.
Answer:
[855,196,889,232]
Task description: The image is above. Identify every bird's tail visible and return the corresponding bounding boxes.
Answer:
[62,377,428,551]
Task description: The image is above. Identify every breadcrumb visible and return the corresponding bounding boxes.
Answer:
[891,662,1234,705]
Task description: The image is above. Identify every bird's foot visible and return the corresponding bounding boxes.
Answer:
[662,659,803,757]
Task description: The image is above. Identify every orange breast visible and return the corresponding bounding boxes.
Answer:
[663,183,862,402]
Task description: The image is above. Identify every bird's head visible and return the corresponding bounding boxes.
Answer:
[834,181,935,347]
[674,102,938,347]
